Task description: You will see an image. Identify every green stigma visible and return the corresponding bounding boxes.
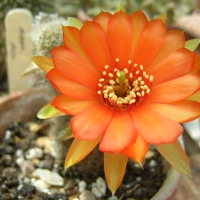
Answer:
[118,71,125,97]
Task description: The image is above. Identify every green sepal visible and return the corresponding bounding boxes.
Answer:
[155,140,191,176]
[60,125,73,140]
[116,1,126,12]
[68,17,83,29]
[37,103,65,119]
[185,39,200,52]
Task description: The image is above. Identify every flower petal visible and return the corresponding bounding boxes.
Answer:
[187,91,200,102]
[185,38,200,52]
[129,106,183,144]
[37,103,65,119]
[104,153,128,195]
[132,19,166,69]
[99,110,137,153]
[157,13,167,24]
[123,134,149,163]
[148,30,185,71]
[80,21,113,73]
[70,103,114,140]
[107,11,132,70]
[31,56,54,72]
[51,94,100,115]
[155,140,191,176]
[68,17,83,29]
[144,100,200,123]
[150,48,195,86]
[52,46,100,89]
[62,26,91,63]
[130,11,148,56]
[65,136,101,169]
[146,74,200,103]
[93,11,112,34]
[47,68,99,100]
[191,54,200,73]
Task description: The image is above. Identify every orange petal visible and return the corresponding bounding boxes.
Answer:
[104,152,128,195]
[129,106,183,144]
[52,46,100,89]
[107,11,132,70]
[31,56,54,72]
[50,94,100,115]
[70,103,114,140]
[65,136,101,169]
[99,110,137,153]
[123,134,149,163]
[148,30,185,71]
[62,26,91,63]
[132,19,166,69]
[146,73,200,103]
[150,48,195,86]
[144,100,200,123]
[191,54,200,73]
[80,21,113,73]
[130,11,148,57]
[47,68,99,100]
[93,11,112,34]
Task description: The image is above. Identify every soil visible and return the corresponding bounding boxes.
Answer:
[0,118,166,200]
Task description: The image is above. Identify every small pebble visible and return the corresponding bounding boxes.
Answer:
[29,123,41,133]
[107,195,118,200]
[20,160,35,176]
[79,190,97,200]
[35,136,53,154]
[4,130,12,140]
[96,177,106,196]
[15,149,23,157]
[136,177,142,182]
[78,180,87,193]
[38,160,53,170]
[19,184,35,197]
[23,177,30,184]
[65,179,78,196]
[92,186,102,198]
[32,168,64,186]
[25,148,43,159]
[32,158,40,165]
[1,154,12,165]
[4,145,13,154]
[33,180,50,191]
[16,157,25,166]
[145,150,155,160]
[149,160,157,167]
[31,178,36,183]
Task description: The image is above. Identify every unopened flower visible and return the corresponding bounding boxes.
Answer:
[32,6,200,194]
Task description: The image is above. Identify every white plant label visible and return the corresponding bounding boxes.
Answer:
[5,8,33,93]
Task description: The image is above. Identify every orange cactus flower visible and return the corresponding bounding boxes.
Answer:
[32,8,200,194]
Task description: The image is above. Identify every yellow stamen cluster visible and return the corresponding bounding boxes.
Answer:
[97,59,154,109]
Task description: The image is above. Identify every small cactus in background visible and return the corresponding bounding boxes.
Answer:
[31,12,67,57]
[26,13,67,83]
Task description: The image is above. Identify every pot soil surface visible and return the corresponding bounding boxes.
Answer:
[0,118,166,200]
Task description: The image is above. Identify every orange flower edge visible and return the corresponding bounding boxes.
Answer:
[33,8,200,194]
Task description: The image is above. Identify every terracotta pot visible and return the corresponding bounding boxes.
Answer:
[0,87,183,199]
[0,87,52,135]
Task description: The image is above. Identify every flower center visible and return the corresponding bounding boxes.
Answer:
[97,59,154,109]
